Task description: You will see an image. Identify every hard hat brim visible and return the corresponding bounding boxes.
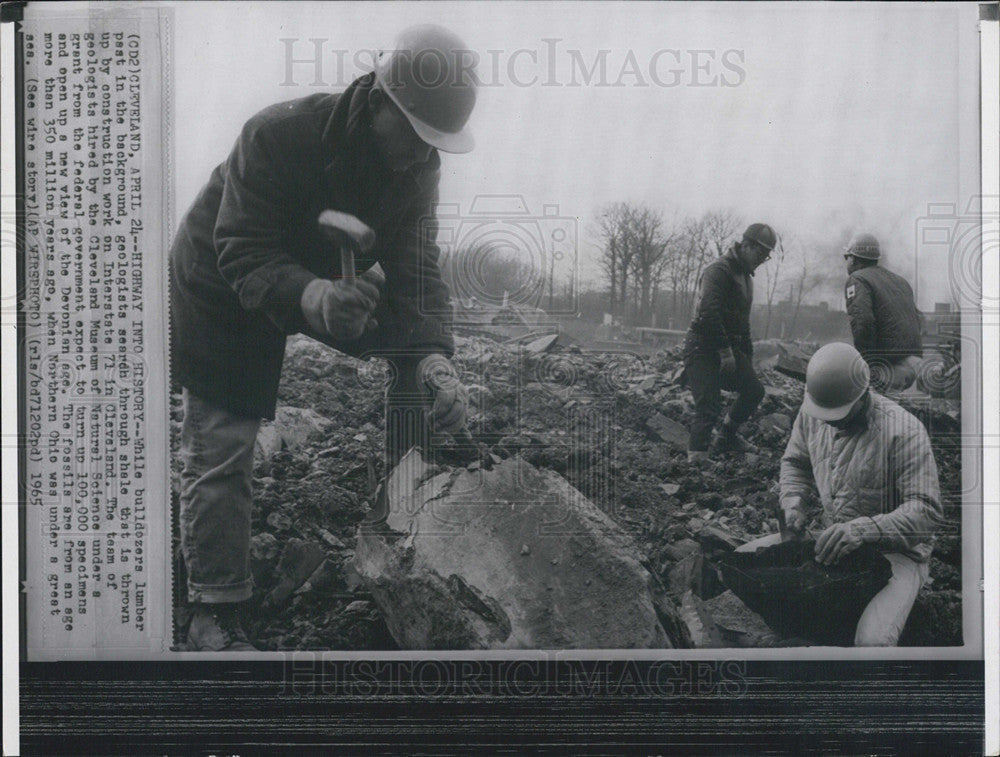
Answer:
[404,107,475,153]
[375,61,475,154]
[801,392,859,422]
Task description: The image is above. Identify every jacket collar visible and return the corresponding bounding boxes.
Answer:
[725,245,755,277]
[320,73,380,175]
[321,73,440,188]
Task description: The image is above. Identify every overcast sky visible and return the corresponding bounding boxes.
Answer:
[169,1,981,310]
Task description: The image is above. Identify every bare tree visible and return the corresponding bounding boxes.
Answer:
[626,206,678,326]
[595,207,753,329]
[701,209,743,258]
[665,210,743,327]
[594,203,630,317]
[615,206,640,320]
[760,234,789,339]
[595,202,674,325]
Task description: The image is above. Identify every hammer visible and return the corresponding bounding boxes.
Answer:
[318,209,377,281]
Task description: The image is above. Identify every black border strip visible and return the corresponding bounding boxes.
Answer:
[19,660,984,754]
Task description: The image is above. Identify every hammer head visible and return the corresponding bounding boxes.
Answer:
[318,209,376,253]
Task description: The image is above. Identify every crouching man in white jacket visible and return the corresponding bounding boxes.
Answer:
[738,342,944,646]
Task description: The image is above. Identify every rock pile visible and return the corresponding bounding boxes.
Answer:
[169,333,964,649]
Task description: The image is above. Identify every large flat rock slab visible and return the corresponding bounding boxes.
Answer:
[354,450,690,650]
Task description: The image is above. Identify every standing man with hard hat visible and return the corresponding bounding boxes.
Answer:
[843,233,924,392]
[682,223,775,462]
[738,342,943,646]
[170,24,478,650]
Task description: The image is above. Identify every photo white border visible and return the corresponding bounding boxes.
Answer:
[2,16,21,755]
[978,6,998,752]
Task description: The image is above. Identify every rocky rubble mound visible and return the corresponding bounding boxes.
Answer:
[170,333,964,649]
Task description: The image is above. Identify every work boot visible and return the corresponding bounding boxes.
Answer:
[687,450,711,463]
[184,602,257,652]
[712,422,757,455]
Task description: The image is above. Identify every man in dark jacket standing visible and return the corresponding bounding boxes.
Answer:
[843,234,923,392]
[170,25,477,650]
[682,223,775,462]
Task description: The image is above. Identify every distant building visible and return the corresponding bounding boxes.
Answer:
[750,299,851,342]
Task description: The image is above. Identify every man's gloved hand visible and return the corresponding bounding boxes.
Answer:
[719,347,736,377]
[417,354,469,436]
[780,495,810,540]
[301,277,380,341]
[814,518,868,565]
[783,507,809,537]
[359,264,386,295]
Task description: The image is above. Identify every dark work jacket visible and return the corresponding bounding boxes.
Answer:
[684,248,755,356]
[845,265,922,362]
[169,74,454,419]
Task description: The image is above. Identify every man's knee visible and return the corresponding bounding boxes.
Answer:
[854,622,904,647]
[853,553,925,647]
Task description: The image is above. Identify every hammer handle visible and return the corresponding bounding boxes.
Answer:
[340,246,356,281]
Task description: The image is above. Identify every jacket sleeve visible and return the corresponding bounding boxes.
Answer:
[375,180,455,358]
[694,264,733,352]
[213,119,316,334]
[846,275,877,358]
[863,415,944,552]
[780,410,818,514]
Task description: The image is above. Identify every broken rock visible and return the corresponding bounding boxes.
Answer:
[636,375,657,392]
[354,449,691,649]
[701,590,785,647]
[662,537,700,562]
[273,406,334,451]
[646,412,690,448]
[678,591,724,648]
[254,424,284,463]
[758,413,792,436]
[524,333,560,354]
[263,538,327,611]
[698,523,744,553]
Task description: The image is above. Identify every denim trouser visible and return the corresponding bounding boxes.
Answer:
[684,348,764,452]
[178,357,430,603]
[178,389,260,603]
[736,532,929,646]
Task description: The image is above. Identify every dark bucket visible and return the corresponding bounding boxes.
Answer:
[717,540,893,645]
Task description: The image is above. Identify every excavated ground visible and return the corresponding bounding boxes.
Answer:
[170,333,964,649]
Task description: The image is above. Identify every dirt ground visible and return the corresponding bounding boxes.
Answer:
[171,333,964,650]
